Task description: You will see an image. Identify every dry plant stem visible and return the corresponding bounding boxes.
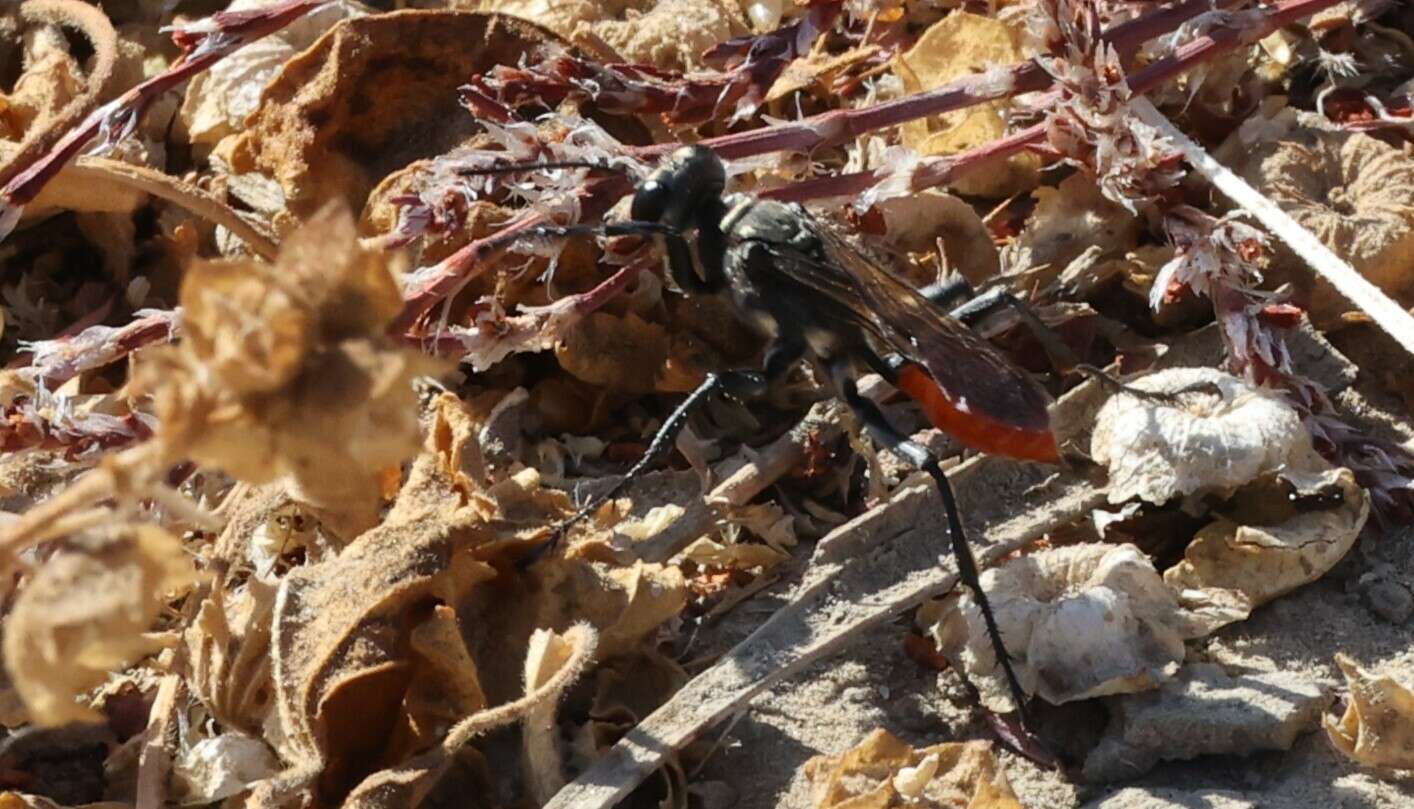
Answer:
[135,674,180,809]
[635,400,849,563]
[0,0,329,211]
[0,146,279,259]
[763,0,1349,204]
[0,0,119,187]
[393,175,631,334]
[1130,97,1414,355]
[662,0,1225,162]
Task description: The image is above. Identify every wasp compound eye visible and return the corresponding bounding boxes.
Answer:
[631,180,670,222]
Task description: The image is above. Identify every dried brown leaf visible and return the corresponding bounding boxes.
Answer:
[1218,109,1414,327]
[1325,653,1414,772]
[895,12,1040,198]
[3,526,199,726]
[220,11,573,223]
[803,728,1023,809]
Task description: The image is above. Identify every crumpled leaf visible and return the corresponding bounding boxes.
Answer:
[1001,172,1141,276]
[874,190,1000,286]
[1325,653,1414,771]
[259,435,500,802]
[179,0,369,145]
[133,203,448,541]
[895,12,1039,197]
[4,526,199,725]
[929,543,1210,712]
[1090,367,1320,507]
[1218,108,1414,327]
[172,731,281,805]
[803,728,1023,808]
[1164,466,1368,624]
[556,310,675,394]
[220,11,571,223]
[340,624,598,809]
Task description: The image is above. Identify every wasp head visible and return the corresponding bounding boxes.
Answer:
[631,145,726,229]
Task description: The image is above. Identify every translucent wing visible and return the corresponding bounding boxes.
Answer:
[735,206,1057,461]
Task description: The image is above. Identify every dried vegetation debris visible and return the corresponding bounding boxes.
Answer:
[1217,107,1414,327]
[0,0,1411,807]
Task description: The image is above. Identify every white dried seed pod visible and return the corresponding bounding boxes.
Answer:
[932,543,1194,712]
[1090,367,1320,507]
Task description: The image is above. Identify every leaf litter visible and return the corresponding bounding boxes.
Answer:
[0,1,1412,808]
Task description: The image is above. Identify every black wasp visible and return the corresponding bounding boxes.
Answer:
[489,145,1067,737]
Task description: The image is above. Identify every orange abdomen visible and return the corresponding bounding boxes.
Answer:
[895,364,1059,464]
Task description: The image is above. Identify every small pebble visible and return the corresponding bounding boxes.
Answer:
[1360,577,1413,624]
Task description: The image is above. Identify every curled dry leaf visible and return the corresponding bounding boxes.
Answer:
[803,728,1023,809]
[341,624,598,809]
[1001,173,1142,278]
[873,190,1000,286]
[220,11,573,223]
[262,447,500,801]
[1164,466,1368,626]
[3,526,199,725]
[929,543,1207,712]
[133,204,447,540]
[179,0,370,146]
[1090,367,1321,507]
[1325,652,1414,772]
[895,12,1040,198]
[1218,108,1414,327]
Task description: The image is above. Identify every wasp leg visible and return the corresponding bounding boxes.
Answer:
[832,360,1033,731]
[946,290,1219,405]
[919,276,977,312]
[949,288,1083,376]
[520,340,803,567]
[518,372,725,567]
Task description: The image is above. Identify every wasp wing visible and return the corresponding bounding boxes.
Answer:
[736,208,1056,461]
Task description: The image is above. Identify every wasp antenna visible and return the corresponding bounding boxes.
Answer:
[457,158,635,177]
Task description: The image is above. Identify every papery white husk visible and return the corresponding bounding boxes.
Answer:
[1090,367,1322,508]
[929,543,1214,712]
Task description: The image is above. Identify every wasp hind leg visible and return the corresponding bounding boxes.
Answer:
[831,359,1036,736]
[945,288,1219,405]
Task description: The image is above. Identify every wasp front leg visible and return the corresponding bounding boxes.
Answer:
[521,338,803,566]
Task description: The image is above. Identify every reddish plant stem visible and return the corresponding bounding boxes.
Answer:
[760,0,1346,203]
[392,175,633,334]
[0,0,327,209]
[27,310,182,389]
[640,0,1222,162]
[400,0,1225,321]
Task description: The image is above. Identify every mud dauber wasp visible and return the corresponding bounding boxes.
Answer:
[476,144,1098,741]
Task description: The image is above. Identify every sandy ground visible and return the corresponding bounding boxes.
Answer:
[689,341,1414,809]
[692,524,1414,809]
